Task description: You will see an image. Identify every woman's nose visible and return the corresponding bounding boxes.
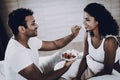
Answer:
[36,23,39,28]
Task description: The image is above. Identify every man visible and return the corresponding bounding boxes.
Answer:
[4,8,81,80]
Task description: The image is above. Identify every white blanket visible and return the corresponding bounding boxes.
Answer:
[54,50,120,80]
[89,69,120,80]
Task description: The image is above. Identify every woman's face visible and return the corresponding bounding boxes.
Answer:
[83,12,98,31]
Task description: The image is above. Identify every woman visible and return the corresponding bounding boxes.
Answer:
[75,2,119,80]
[55,3,119,80]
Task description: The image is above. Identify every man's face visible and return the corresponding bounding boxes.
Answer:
[25,15,38,37]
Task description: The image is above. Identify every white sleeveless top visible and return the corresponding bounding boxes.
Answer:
[86,34,118,74]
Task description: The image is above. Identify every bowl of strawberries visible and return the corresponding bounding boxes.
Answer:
[61,49,79,61]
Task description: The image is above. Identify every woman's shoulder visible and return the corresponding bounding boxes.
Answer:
[105,35,117,39]
[104,35,118,49]
[105,35,118,42]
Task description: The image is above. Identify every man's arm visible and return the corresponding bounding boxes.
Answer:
[19,61,74,80]
[39,25,81,51]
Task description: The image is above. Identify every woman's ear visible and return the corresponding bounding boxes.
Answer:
[96,21,98,25]
[18,26,26,33]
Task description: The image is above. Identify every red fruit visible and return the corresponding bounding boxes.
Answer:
[62,53,67,58]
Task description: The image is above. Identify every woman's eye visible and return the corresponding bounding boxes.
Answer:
[86,19,90,21]
[32,23,35,25]
[84,18,90,21]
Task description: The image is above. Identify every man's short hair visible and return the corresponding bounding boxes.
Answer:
[8,8,33,36]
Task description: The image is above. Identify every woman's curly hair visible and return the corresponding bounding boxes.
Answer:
[84,3,119,37]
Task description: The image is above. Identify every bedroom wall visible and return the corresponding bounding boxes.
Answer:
[0,0,120,56]
[40,0,120,56]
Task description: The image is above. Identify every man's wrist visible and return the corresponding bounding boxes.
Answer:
[62,66,68,72]
[70,33,76,38]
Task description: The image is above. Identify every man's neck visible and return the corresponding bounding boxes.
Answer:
[15,35,30,48]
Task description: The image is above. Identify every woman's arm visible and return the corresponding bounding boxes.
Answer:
[95,37,118,76]
[104,37,118,74]
[76,32,89,79]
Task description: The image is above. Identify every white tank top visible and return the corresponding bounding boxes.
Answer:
[88,34,105,63]
[86,34,118,74]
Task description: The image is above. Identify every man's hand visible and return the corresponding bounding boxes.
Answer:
[64,60,75,70]
[71,25,82,37]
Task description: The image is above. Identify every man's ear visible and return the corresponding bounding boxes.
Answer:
[18,26,26,33]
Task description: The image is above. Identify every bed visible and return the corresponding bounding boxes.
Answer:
[1,49,120,80]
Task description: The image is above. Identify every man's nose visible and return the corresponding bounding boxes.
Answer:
[36,23,39,28]
[83,20,86,25]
